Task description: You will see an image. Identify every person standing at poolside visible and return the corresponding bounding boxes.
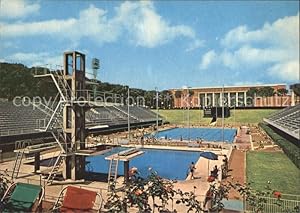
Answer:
[189,162,196,179]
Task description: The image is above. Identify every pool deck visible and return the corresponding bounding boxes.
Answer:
[0,145,231,212]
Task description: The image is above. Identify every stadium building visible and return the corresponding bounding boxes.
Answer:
[169,84,297,108]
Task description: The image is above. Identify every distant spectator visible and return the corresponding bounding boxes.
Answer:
[211,165,219,178]
[129,167,139,180]
[189,162,196,179]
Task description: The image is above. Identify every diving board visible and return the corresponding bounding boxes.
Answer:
[14,142,58,154]
[105,148,144,162]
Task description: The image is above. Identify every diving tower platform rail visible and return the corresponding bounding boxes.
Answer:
[34,73,124,106]
[14,142,58,154]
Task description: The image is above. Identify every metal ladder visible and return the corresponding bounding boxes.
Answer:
[37,101,65,132]
[55,70,73,101]
[107,158,119,189]
[48,101,65,130]
[46,153,65,185]
[11,149,25,181]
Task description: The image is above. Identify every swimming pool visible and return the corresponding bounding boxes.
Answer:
[148,127,236,143]
[86,147,201,180]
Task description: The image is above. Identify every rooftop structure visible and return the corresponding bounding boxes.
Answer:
[264,104,300,140]
[169,84,294,108]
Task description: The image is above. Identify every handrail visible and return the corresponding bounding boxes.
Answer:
[45,101,63,131]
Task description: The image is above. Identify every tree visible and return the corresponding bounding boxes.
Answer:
[105,171,203,213]
[0,62,160,107]
[105,170,299,213]
[188,90,194,97]
[247,87,258,98]
[257,87,274,97]
[290,84,300,96]
[0,171,11,198]
[174,91,182,98]
[276,88,288,96]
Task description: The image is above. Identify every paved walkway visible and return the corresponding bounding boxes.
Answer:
[235,126,251,150]
[223,149,246,200]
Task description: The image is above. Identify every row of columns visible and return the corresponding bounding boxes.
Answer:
[203,91,247,107]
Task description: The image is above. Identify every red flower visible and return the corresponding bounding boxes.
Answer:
[273,191,282,198]
[135,189,143,196]
[164,186,172,192]
[207,176,215,182]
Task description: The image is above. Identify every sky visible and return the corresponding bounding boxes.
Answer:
[0,0,299,90]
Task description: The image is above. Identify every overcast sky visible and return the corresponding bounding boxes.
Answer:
[0,0,299,90]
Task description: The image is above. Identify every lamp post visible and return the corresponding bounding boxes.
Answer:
[183,86,191,142]
[222,84,225,143]
[155,87,159,133]
[188,89,191,142]
[198,94,202,125]
[92,58,100,98]
[127,86,130,142]
[234,104,236,127]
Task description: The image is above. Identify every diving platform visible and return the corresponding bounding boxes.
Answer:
[105,148,144,162]
[105,148,145,186]
[75,147,113,156]
[14,142,58,154]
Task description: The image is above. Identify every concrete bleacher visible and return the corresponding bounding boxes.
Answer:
[264,104,300,140]
[0,101,45,136]
[85,105,161,127]
[0,100,161,136]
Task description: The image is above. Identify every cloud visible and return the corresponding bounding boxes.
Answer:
[199,12,299,82]
[233,81,263,86]
[1,1,201,49]
[1,18,77,38]
[199,50,216,69]
[0,0,40,19]
[6,52,62,68]
[221,13,299,50]
[186,39,205,52]
[268,61,299,81]
[112,1,196,47]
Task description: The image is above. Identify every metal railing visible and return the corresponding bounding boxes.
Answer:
[246,195,300,213]
[0,128,39,136]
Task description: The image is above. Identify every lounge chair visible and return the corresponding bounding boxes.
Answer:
[52,186,103,212]
[0,182,44,212]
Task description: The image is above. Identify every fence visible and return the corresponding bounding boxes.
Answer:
[0,128,38,136]
[246,194,300,213]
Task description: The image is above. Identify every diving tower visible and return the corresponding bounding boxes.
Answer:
[27,51,120,183]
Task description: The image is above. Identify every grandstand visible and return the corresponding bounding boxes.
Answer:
[0,100,45,136]
[0,100,163,137]
[264,104,300,141]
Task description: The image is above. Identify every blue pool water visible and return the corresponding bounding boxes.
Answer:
[86,147,201,180]
[148,127,236,143]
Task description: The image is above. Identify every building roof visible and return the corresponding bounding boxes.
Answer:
[169,83,287,91]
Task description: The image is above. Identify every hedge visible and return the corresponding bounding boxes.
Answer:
[259,122,300,169]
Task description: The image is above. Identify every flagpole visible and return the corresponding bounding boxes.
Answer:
[127,86,130,143]
[222,84,224,143]
[156,87,159,133]
[208,160,210,177]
